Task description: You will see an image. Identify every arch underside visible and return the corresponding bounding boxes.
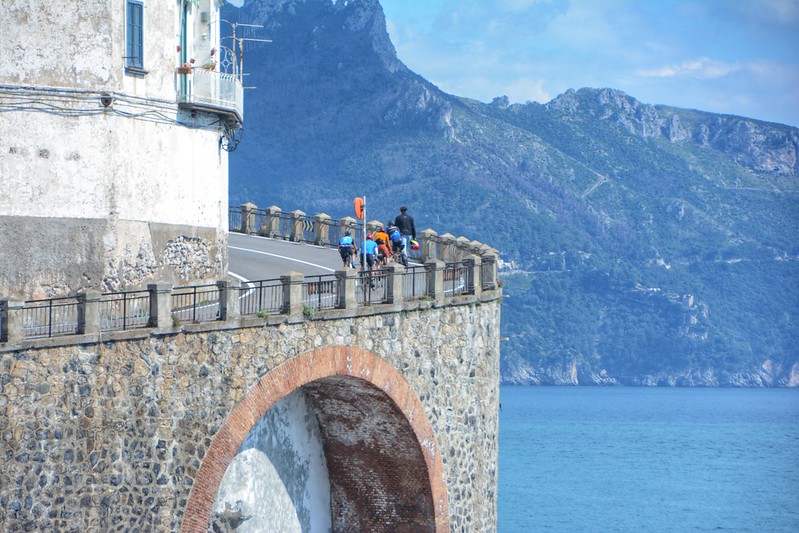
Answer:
[305,376,436,532]
[183,346,448,533]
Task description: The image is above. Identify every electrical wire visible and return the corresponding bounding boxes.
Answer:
[0,84,240,134]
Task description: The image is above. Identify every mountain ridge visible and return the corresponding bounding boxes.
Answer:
[226,0,799,386]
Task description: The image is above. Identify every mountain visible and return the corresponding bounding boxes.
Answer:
[225,0,799,386]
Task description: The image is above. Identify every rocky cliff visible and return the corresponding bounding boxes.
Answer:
[226,0,799,386]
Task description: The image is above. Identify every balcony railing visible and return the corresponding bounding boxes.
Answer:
[178,68,243,123]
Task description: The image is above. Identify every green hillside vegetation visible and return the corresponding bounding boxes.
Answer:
[227,0,798,385]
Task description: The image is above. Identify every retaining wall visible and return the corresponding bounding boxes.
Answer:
[0,292,501,532]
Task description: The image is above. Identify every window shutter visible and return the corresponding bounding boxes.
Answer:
[126,1,144,69]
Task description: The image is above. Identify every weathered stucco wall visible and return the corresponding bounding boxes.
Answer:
[0,301,500,532]
[0,0,183,100]
[0,112,228,227]
[0,108,229,298]
[0,0,230,298]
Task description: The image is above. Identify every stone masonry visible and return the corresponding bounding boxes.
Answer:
[0,296,500,531]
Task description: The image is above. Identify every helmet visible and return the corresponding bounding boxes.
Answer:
[345,230,351,236]
[410,239,420,250]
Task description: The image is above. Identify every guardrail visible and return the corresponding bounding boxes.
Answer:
[228,202,500,266]
[1,257,497,345]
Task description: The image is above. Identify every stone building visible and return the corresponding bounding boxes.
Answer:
[0,0,243,299]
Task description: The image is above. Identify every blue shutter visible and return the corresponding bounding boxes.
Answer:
[127,1,143,69]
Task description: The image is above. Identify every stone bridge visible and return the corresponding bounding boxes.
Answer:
[0,218,502,532]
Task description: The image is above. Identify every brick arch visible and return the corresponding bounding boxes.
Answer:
[181,345,449,532]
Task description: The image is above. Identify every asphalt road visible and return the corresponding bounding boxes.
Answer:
[228,233,344,283]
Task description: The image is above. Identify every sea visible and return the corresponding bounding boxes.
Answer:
[498,386,799,532]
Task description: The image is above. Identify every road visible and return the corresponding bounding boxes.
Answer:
[228,233,343,283]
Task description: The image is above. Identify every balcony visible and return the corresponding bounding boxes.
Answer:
[177,68,244,124]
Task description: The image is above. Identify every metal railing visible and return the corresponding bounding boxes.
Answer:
[276,211,295,240]
[481,260,493,290]
[444,262,472,296]
[403,266,429,301]
[237,278,283,317]
[172,284,221,323]
[322,218,344,247]
[2,259,497,343]
[178,69,244,121]
[21,296,80,339]
[99,290,150,332]
[302,274,339,311]
[228,206,243,233]
[357,269,390,306]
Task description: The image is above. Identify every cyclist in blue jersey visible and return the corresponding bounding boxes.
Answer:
[362,234,378,271]
[338,230,357,268]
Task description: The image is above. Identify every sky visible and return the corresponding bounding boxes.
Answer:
[378,0,799,127]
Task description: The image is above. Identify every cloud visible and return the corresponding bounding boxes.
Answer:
[503,78,552,103]
[382,0,799,126]
[637,58,740,80]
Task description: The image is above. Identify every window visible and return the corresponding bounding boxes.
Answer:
[126,1,144,70]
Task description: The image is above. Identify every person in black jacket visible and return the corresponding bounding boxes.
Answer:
[394,206,416,266]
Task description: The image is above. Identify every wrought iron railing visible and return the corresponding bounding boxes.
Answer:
[2,259,496,343]
[444,262,472,296]
[403,266,429,301]
[302,274,339,311]
[228,206,243,233]
[179,69,244,121]
[171,284,221,323]
[481,260,493,290]
[357,269,390,306]
[21,296,80,339]
[237,278,283,317]
[99,290,150,332]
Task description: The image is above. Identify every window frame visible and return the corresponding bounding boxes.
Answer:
[125,0,147,74]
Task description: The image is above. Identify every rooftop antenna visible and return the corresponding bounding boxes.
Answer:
[222,20,271,87]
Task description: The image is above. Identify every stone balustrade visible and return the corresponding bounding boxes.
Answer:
[230,202,500,263]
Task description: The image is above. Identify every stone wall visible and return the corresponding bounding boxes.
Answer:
[0,298,501,531]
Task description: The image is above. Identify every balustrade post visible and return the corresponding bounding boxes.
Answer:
[314,213,331,246]
[148,283,173,329]
[0,299,23,343]
[281,272,304,320]
[366,219,382,235]
[77,291,101,335]
[265,205,282,238]
[425,259,445,305]
[469,240,484,257]
[463,255,482,297]
[455,236,472,261]
[241,202,258,235]
[438,233,456,262]
[216,280,240,322]
[421,229,438,262]
[386,263,404,305]
[240,202,257,234]
[336,269,358,310]
[290,210,306,242]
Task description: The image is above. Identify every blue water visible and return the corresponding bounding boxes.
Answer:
[498,386,799,532]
